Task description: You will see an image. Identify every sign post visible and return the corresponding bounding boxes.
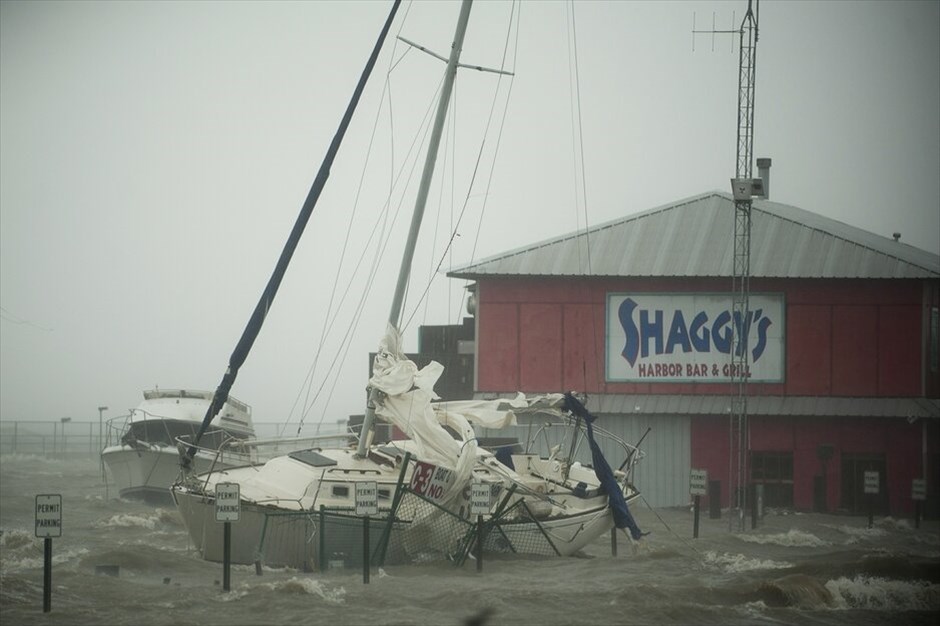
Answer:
[215,483,240,592]
[470,482,490,572]
[690,469,707,539]
[356,481,378,584]
[912,478,926,529]
[35,494,62,613]
[863,471,879,529]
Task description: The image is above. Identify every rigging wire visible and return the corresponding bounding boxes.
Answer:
[567,0,605,394]
[301,76,445,433]
[284,4,413,436]
[285,1,450,433]
[403,0,522,331]
[0,306,53,331]
[287,8,412,437]
[458,0,521,322]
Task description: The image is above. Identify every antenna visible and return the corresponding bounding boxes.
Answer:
[691,11,736,53]
[693,0,761,533]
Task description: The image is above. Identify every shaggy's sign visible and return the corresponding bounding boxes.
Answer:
[606,293,785,382]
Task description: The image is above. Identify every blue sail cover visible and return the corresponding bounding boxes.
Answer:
[563,393,644,540]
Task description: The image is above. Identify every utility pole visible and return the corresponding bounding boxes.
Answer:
[694,0,762,532]
[729,0,759,532]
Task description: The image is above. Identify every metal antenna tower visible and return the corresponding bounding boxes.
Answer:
[694,0,761,532]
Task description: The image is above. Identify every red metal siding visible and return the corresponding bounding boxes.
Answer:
[562,304,603,391]
[691,416,730,508]
[475,277,930,398]
[519,303,562,391]
[878,305,922,395]
[477,301,518,391]
[786,305,832,395]
[750,416,794,450]
[693,415,926,514]
[831,306,878,395]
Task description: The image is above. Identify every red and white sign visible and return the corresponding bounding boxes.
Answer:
[410,461,455,503]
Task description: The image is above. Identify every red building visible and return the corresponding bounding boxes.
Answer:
[450,191,939,516]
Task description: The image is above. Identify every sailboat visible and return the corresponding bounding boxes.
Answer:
[171,0,645,569]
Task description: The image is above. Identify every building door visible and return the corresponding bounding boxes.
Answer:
[750,451,794,508]
[840,453,888,515]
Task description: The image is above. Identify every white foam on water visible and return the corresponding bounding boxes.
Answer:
[738,599,770,619]
[94,513,159,530]
[825,575,940,611]
[215,589,249,603]
[0,528,35,551]
[736,529,829,547]
[823,524,887,544]
[873,517,912,532]
[262,577,347,605]
[704,550,792,573]
[1,546,89,575]
[0,528,91,574]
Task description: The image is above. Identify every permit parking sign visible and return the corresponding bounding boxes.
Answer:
[35,494,62,538]
[356,481,378,516]
[215,482,240,522]
[690,469,708,496]
[470,482,490,516]
[864,471,880,495]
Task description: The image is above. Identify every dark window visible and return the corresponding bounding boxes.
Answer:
[332,485,349,498]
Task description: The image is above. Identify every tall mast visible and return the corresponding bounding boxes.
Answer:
[357,0,474,457]
[181,0,401,468]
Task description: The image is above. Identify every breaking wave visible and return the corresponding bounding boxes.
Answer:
[824,523,887,543]
[0,529,89,574]
[737,529,829,547]
[756,574,834,609]
[826,575,940,610]
[704,550,793,573]
[93,508,181,530]
[261,577,347,604]
[94,513,158,530]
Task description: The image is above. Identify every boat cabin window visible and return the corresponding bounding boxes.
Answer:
[332,485,349,498]
[123,420,196,448]
[378,489,390,500]
[122,420,234,450]
[289,450,338,467]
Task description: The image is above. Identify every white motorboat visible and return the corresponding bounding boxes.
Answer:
[102,388,254,503]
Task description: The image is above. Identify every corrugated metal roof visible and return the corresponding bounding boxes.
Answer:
[449,192,939,279]
[473,393,940,419]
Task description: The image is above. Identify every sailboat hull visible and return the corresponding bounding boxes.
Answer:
[172,488,311,567]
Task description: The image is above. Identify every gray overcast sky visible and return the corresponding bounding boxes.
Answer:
[2,1,938,426]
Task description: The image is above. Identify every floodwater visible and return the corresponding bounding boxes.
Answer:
[1,453,938,625]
